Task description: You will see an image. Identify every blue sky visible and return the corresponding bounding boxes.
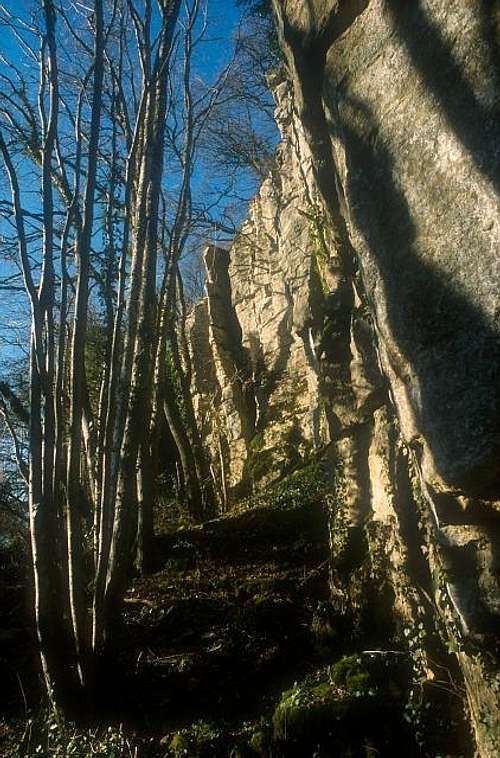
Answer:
[0,0,271,367]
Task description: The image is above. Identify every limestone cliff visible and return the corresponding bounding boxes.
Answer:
[188,2,500,754]
[188,75,331,499]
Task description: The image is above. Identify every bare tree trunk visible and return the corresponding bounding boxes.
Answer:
[92,81,149,651]
[97,0,182,649]
[0,50,76,702]
[29,339,76,708]
[66,0,104,689]
[150,0,223,524]
[135,442,155,573]
[152,267,210,524]
[162,385,204,522]
[2,0,184,709]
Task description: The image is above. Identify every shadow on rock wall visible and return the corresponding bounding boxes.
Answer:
[329,82,500,496]
[387,0,500,192]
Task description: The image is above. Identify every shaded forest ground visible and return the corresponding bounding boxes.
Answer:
[0,463,472,757]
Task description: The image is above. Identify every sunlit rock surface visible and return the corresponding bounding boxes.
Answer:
[188,2,500,753]
[188,77,330,497]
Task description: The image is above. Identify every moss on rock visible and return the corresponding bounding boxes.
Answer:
[272,654,414,755]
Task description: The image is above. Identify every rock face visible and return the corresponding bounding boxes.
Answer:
[188,76,332,499]
[188,2,500,753]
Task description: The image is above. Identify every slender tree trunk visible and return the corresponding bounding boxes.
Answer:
[150,0,219,523]
[162,387,204,521]
[3,0,185,709]
[66,0,104,689]
[153,272,209,523]
[135,442,155,573]
[169,314,216,518]
[97,0,182,649]
[29,336,78,708]
[92,84,149,651]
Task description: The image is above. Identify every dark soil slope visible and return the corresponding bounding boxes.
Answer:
[120,475,331,753]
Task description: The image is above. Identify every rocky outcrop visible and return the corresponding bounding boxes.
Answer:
[270,0,500,755]
[188,2,500,753]
[188,76,333,498]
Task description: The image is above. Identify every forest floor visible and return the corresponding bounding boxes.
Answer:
[0,463,472,757]
[0,466,335,757]
[120,474,332,756]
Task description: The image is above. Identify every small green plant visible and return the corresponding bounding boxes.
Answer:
[16,709,137,758]
[272,674,336,743]
[245,457,329,512]
[329,654,373,696]
[298,202,330,293]
[165,719,221,757]
[272,657,389,748]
